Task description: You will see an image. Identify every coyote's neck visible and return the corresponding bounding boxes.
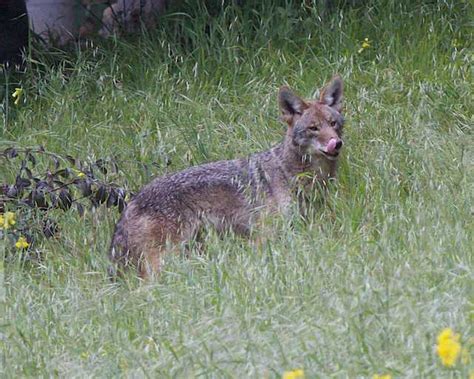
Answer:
[276,139,337,182]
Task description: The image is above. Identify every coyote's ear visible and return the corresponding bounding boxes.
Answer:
[279,86,307,119]
[320,76,343,112]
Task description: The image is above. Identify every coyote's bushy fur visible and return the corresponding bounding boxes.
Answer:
[110,76,345,278]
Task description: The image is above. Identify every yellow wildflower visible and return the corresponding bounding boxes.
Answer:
[283,369,305,379]
[15,236,30,249]
[1,212,16,229]
[436,328,461,367]
[358,38,371,53]
[72,168,86,178]
[12,87,23,106]
[373,375,392,379]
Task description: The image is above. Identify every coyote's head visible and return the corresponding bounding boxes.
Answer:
[279,76,344,161]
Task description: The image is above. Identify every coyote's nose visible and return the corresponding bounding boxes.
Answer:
[326,138,343,154]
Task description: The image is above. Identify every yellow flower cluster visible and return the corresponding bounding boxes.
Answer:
[0,212,16,229]
[283,330,470,378]
[358,38,371,53]
[73,168,86,178]
[282,369,304,379]
[15,236,29,249]
[1,212,30,250]
[12,87,23,106]
[437,328,461,367]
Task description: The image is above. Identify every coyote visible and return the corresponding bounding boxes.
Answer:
[110,76,344,278]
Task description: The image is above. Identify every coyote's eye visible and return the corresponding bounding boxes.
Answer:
[330,120,337,127]
[308,125,319,131]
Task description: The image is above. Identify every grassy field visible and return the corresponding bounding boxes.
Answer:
[1,0,473,377]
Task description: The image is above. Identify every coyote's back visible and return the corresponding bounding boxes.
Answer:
[110,76,345,278]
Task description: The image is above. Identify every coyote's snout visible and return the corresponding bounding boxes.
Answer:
[110,76,345,278]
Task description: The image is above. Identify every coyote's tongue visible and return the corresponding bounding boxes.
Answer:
[326,138,338,154]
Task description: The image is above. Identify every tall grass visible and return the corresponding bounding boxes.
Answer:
[1,0,472,377]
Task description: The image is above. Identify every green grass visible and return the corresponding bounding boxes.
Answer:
[1,0,473,377]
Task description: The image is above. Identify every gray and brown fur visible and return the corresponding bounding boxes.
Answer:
[110,76,345,278]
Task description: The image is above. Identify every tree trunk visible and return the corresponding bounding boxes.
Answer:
[0,0,29,67]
